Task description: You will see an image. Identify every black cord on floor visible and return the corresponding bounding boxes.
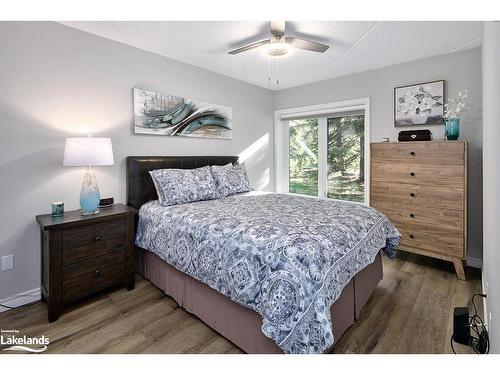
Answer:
[450,294,489,354]
[470,294,489,354]
[450,334,457,354]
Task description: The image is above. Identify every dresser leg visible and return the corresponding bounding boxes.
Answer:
[48,305,60,323]
[126,276,135,291]
[453,258,466,281]
[47,298,61,323]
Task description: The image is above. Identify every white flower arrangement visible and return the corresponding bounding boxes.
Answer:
[397,85,443,116]
[444,90,469,119]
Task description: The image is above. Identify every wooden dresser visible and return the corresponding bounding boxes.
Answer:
[36,204,138,322]
[370,140,467,279]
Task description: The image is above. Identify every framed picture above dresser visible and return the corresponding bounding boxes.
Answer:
[370,140,467,280]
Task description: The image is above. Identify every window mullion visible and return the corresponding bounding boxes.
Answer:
[318,117,328,199]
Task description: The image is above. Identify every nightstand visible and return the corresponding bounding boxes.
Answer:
[36,204,138,322]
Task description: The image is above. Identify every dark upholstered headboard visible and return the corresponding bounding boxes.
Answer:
[126,156,239,209]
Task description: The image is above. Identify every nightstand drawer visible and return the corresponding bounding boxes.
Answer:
[63,250,125,303]
[63,219,126,265]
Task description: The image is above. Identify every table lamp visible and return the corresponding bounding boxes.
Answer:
[63,137,114,215]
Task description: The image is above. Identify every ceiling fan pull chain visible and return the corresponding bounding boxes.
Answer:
[276,58,280,86]
[268,55,271,85]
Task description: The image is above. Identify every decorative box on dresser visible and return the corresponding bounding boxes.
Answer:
[36,204,138,322]
[370,140,467,280]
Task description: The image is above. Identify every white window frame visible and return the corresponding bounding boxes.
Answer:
[274,97,371,205]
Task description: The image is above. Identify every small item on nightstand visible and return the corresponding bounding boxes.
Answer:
[51,201,64,217]
[99,197,114,208]
[382,137,390,142]
[398,129,432,142]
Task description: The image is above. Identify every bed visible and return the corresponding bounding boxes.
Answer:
[127,156,399,354]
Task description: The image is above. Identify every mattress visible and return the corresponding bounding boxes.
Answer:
[136,192,399,353]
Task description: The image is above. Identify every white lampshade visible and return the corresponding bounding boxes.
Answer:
[63,137,114,167]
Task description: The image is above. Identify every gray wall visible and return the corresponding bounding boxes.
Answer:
[482,21,500,353]
[275,48,483,264]
[0,22,275,300]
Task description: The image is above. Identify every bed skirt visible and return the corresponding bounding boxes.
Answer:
[135,247,383,353]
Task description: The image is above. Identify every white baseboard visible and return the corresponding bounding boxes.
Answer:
[466,256,482,269]
[0,287,41,313]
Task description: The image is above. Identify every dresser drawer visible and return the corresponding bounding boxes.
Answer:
[371,182,463,211]
[396,224,464,258]
[63,219,126,265]
[373,201,463,232]
[62,250,125,303]
[371,141,465,165]
[371,161,464,188]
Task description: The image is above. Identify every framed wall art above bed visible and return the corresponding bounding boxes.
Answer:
[394,80,445,127]
[133,88,232,139]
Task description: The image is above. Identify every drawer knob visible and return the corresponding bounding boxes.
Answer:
[94,236,101,242]
[95,269,101,276]
[410,213,415,218]
[409,234,414,239]
[410,172,415,176]
[410,151,416,156]
[410,193,415,197]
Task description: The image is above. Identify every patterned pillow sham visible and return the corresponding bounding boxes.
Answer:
[211,163,252,197]
[149,166,221,206]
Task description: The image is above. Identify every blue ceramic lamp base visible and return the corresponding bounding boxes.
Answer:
[80,167,101,216]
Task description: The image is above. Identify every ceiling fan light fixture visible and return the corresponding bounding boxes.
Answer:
[266,42,290,57]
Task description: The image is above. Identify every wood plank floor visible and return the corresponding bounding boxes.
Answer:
[0,251,481,354]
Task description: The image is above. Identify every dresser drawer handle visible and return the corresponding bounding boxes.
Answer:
[409,234,414,239]
[410,172,415,177]
[410,151,416,156]
[410,213,415,218]
[94,236,101,242]
[410,193,415,197]
[95,269,101,276]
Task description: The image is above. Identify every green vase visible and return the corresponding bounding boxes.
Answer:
[445,118,460,140]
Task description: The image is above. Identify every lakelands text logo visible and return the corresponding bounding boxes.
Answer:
[1,329,49,353]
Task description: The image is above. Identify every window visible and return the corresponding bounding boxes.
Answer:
[275,98,370,204]
[327,113,365,203]
[288,119,318,196]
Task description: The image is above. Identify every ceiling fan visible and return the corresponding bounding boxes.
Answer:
[228,21,330,57]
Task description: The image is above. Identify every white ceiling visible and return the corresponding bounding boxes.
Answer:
[61,21,482,91]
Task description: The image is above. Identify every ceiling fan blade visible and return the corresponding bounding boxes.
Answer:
[285,36,330,53]
[228,39,270,55]
[270,21,286,37]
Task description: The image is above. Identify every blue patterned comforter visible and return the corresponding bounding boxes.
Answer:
[136,192,400,353]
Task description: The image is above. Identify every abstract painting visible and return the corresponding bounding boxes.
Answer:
[394,80,445,127]
[133,88,232,139]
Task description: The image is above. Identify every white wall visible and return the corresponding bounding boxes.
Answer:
[275,48,483,264]
[482,21,500,353]
[0,22,275,300]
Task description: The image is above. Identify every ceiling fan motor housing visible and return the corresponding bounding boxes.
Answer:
[266,36,289,56]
